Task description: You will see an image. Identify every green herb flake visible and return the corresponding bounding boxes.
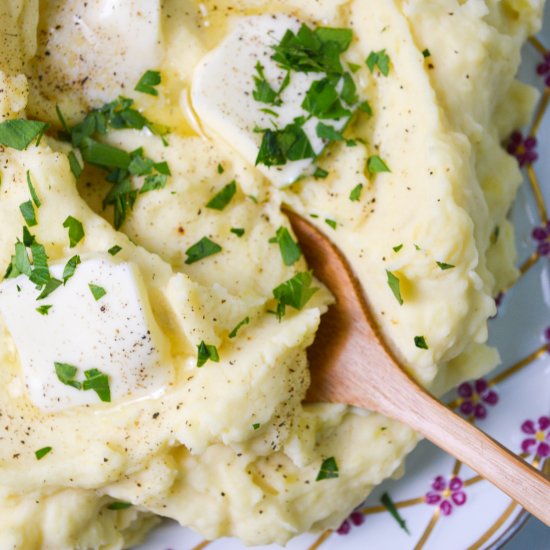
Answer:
[185,237,222,265]
[134,70,161,96]
[36,305,52,316]
[20,201,37,227]
[271,226,302,266]
[303,78,350,120]
[54,362,82,390]
[217,164,225,174]
[316,457,339,481]
[273,271,318,320]
[27,171,41,208]
[89,284,107,301]
[108,245,122,256]
[196,341,220,367]
[68,151,82,179]
[206,180,237,211]
[414,336,429,350]
[252,423,261,430]
[386,270,403,305]
[316,122,344,142]
[253,62,286,106]
[367,155,391,175]
[325,219,337,230]
[313,167,329,179]
[393,244,403,253]
[229,317,250,339]
[35,446,52,460]
[230,228,245,238]
[82,368,111,402]
[63,216,85,248]
[63,255,81,284]
[380,492,410,534]
[0,119,49,151]
[422,49,431,58]
[359,100,373,116]
[349,183,363,202]
[107,501,133,511]
[366,49,391,76]
[436,261,455,271]
[491,226,500,245]
[37,278,62,300]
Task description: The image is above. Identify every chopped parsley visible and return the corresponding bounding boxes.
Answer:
[386,270,403,305]
[349,183,363,202]
[256,123,315,167]
[107,501,133,510]
[89,284,107,301]
[313,167,329,179]
[63,216,85,248]
[134,70,161,96]
[63,255,81,284]
[316,121,345,142]
[316,457,339,481]
[185,237,222,265]
[35,447,53,460]
[253,62,288,106]
[359,100,373,115]
[422,49,431,58]
[36,305,52,316]
[82,368,111,402]
[273,271,318,320]
[303,78,350,120]
[54,362,82,390]
[108,245,122,256]
[230,228,245,238]
[229,317,250,339]
[414,336,429,350]
[436,261,455,271]
[37,278,62,300]
[217,163,225,174]
[252,423,261,430]
[0,119,49,151]
[206,180,237,211]
[19,200,37,227]
[270,226,302,266]
[393,244,403,253]
[367,155,391,175]
[68,151,82,179]
[380,492,410,534]
[27,171,41,208]
[325,219,337,230]
[196,341,220,367]
[366,49,391,76]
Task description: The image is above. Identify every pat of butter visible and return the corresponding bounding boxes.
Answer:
[0,256,173,412]
[191,15,351,188]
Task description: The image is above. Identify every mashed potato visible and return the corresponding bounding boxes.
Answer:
[0,0,543,548]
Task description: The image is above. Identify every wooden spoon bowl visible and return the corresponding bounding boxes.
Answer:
[285,210,550,526]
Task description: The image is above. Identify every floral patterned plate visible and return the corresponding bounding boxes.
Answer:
[137,13,550,550]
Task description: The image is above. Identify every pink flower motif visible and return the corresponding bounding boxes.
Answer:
[521,416,550,459]
[537,52,550,87]
[506,131,538,167]
[457,379,499,420]
[336,509,365,535]
[532,223,550,257]
[425,476,467,516]
[544,327,550,353]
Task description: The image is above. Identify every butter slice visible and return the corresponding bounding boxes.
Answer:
[0,256,172,412]
[191,15,351,188]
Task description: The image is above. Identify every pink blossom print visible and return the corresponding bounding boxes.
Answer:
[521,416,550,459]
[506,131,538,167]
[457,379,499,420]
[532,223,550,257]
[337,510,365,535]
[425,476,467,516]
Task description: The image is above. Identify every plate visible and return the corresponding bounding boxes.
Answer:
[137,12,550,550]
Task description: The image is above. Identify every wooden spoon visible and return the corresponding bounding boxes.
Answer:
[285,210,550,526]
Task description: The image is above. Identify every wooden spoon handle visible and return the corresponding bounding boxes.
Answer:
[381,384,550,525]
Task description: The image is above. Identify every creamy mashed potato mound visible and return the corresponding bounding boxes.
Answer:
[0,0,544,548]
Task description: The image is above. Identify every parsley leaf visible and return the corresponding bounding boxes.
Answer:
[271,227,302,266]
[230,228,245,238]
[27,171,41,208]
[37,278,62,300]
[20,201,37,227]
[36,305,52,316]
[252,423,261,430]
[134,70,161,96]
[107,501,132,510]
[313,167,329,179]
[89,284,107,301]
[325,219,337,230]
[54,362,82,390]
[422,49,431,58]
[68,151,82,179]
[0,119,49,150]
[349,183,363,202]
[302,77,351,120]
[366,50,391,76]
[63,216,85,248]
[63,255,81,284]
[196,341,220,367]
[359,100,373,115]
[316,122,344,142]
[367,155,391,175]
[414,336,429,350]
[82,368,111,402]
[386,270,403,305]
[229,317,250,339]
[381,492,410,534]
[108,245,122,256]
[256,122,315,167]
[35,447,52,460]
[253,62,286,106]
[273,271,318,320]
[316,457,339,481]
[436,261,455,271]
[393,244,403,253]
[185,237,222,265]
[206,180,237,211]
